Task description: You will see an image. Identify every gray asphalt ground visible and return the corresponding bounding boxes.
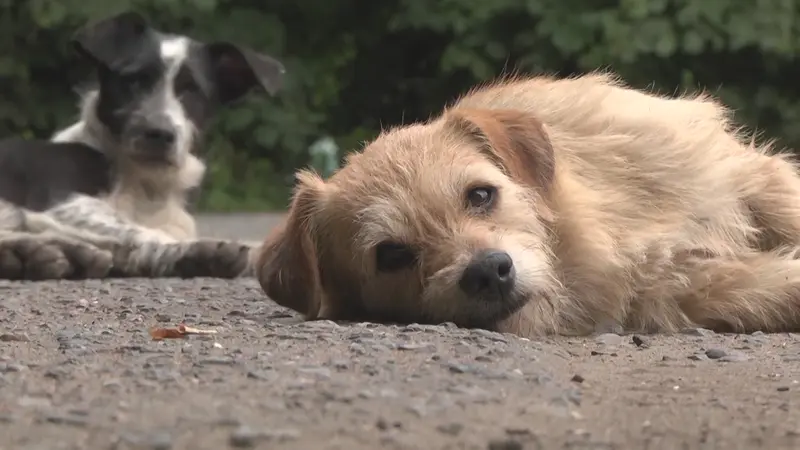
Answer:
[1,213,799,450]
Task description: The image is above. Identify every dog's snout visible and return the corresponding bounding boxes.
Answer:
[458,249,516,299]
[142,126,176,147]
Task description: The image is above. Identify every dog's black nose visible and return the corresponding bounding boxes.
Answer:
[458,249,516,299]
[142,127,176,147]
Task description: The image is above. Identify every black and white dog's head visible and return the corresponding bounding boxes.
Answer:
[57,11,285,168]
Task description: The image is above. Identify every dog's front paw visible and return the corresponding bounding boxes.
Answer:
[0,237,112,280]
[59,240,113,279]
[173,240,252,278]
[0,238,68,280]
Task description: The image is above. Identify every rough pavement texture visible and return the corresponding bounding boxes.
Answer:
[1,214,799,450]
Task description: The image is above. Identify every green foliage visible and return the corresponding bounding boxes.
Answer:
[3,0,800,210]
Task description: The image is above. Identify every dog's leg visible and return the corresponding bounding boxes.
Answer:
[0,199,113,280]
[675,248,800,332]
[0,231,113,280]
[46,195,254,278]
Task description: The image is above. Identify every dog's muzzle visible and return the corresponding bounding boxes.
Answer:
[458,249,516,301]
[129,117,178,160]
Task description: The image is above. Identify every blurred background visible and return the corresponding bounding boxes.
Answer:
[2,0,799,212]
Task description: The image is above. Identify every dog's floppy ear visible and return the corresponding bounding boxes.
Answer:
[72,11,151,70]
[206,42,286,103]
[255,171,327,319]
[445,108,555,192]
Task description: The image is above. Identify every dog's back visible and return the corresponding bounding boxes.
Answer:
[0,138,111,211]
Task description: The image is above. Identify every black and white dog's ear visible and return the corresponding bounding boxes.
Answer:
[71,11,150,70]
[206,42,286,104]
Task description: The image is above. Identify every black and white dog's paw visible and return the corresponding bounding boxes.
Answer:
[0,237,112,280]
[173,240,253,278]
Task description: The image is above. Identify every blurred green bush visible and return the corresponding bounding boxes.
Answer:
[3,0,800,210]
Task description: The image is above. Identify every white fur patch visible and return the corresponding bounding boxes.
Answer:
[159,36,195,164]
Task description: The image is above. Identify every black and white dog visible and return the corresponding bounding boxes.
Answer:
[0,11,285,280]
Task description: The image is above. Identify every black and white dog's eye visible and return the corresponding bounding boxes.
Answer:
[375,241,417,273]
[465,185,498,212]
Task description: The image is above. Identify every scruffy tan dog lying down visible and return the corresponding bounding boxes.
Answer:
[256,71,800,336]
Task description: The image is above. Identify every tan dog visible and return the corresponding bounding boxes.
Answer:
[256,72,800,336]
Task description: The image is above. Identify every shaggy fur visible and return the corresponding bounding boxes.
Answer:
[256,71,800,337]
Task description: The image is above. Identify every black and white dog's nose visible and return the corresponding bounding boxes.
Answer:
[142,127,176,147]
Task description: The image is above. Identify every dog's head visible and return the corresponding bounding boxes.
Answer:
[72,11,285,166]
[257,108,559,330]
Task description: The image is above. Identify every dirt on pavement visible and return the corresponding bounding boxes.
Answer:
[1,214,799,450]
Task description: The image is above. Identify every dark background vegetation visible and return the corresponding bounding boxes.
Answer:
[2,0,800,211]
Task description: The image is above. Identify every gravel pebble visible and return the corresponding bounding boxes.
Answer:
[43,413,88,427]
[0,333,29,342]
[594,333,623,346]
[705,348,728,359]
[229,425,259,448]
[632,335,649,348]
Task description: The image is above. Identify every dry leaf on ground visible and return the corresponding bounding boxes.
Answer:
[149,323,218,341]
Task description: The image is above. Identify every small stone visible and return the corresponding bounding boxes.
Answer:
[681,328,715,337]
[376,418,390,431]
[594,333,622,346]
[196,357,235,366]
[331,359,350,370]
[44,413,88,427]
[44,367,69,379]
[397,342,432,350]
[229,425,258,448]
[246,371,274,381]
[631,335,649,348]
[0,363,25,373]
[570,374,585,383]
[297,366,331,379]
[0,333,29,342]
[488,438,523,450]
[77,298,89,308]
[437,422,464,436]
[778,386,790,392]
[705,348,727,359]
[447,363,475,374]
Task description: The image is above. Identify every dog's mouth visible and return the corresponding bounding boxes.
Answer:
[462,288,530,327]
[124,140,179,166]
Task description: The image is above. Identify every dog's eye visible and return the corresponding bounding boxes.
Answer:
[375,241,417,272]
[465,186,498,212]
